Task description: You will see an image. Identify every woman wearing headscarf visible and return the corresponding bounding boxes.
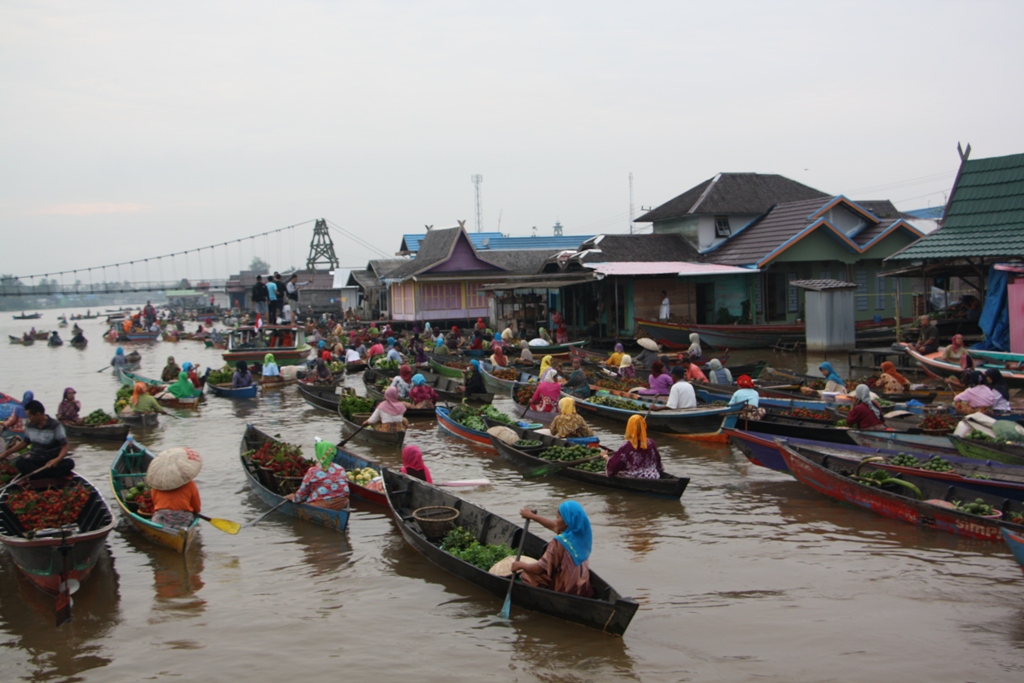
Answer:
[464,360,488,396]
[285,441,349,509]
[363,387,409,433]
[165,371,200,399]
[227,362,252,390]
[954,371,999,413]
[606,343,625,368]
[530,368,563,412]
[706,359,732,385]
[818,362,846,394]
[519,339,534,365]
[562,357,591,399]
[846,384,885,429]
[413,341,429,365]
[606,414,663,479]
[2,391,34,434]
[390,364,414,399]
[161,356,181,382]
[729,375,764,419]
[489,342,509,368]
[549,397,593,439]
[617,354,636,379]
[555,320,569,344]
[111,347,128,369]
[512,502,593,598]
[876,361,910,394]
[57,388,83,425]
[941,334,967,363]
[401,445,432,482]
[261,353,280,378]
[687,333,702,360]
[984,369,1012,411]
[368,339,385,358]
[944,354,975,391]
[536,354,554,379]
[128,382,164,415]
[635,361,674,396]
[539,327,553,344]
[469,330,484,351]
[409,374,439,408]
[313,357,333,384]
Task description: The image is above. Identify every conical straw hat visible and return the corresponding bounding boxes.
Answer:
[145,447,203,491]
[488,555,538,577]
[637,337,660,351]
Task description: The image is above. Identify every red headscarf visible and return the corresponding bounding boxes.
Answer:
[401,445,432,483]
[492,343,508,367]
[399,364,413,382]
[650,361,665,377]
[321,351,332,362]
[880,361,909,387]
[379,387,407,416]
[737,375,754,389]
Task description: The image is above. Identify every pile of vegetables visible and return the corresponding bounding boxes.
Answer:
[329,361,345,374]
[370,355,400,371]
[207,366,234,385]
[889,453,921,467]
[596,377,645,392]
[539,445,605,472]
[851,469,923,499]
[514,384,537,406]
[7,484,91,532]
[449,403,511,432]
[804,379,825,390]
[83,409,118,426]
[114,385,133,414]
[589,395,644,410]
[491,368,519,381]
[338,394,375,420]
[953,498,997,516]
[349,467,379,487]
[967,428,994,442]
[918,456,954,472]
[781,408,831,421]
[1008,511,1024,525]
[247,440,312,480]
[439,525,514,570]
[443,359,471,370]
[921,414,958,431]
[123,483,154,515]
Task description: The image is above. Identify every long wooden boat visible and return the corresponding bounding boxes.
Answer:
[428,357,470,380]
[69,339,88,350]
[364,367,477,404]
[118,411,160,429]
[255,374,298,389]
[12,312,42,320]
[969,349,1024,366]
[207,383,259,399]
[222,325,312,366]
[297,383,407,446]
[949,435,1024,467]
[31,331,50,340]
[778,441,1024,542]
[0,472,115,594]
[573,392,741,434]
[480,363,536,397]
[116,368,168,389]
[8,335,34,345]
[436,406,492,445]
[382,468,638,635]
[488,422,687,498]
[726,429,1024,501]
[240,425,351,531]
[505,339,589,356]
[636,317,913,350]
[332,447,388,507]
[848,430,959,454]
[345,360,367,373]
[121,330,162,342]
[482,416,599,447]
[903,344,1024,388]
[1004,528,1024,573]
[109,437,200,552]
[509,382,557,425]
[62,420,131,441]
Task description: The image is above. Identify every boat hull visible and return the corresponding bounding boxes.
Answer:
[63,421,131,441]
[573,393,740,434]
[208,383,259,399]
[331,448,388,507]
[949,435,1024,466]
[297,383,407,446]
[1004,528,1024,573]
[436,406,492,445]
[903,344,1024,388]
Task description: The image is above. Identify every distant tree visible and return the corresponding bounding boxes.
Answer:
[249,257,271,274]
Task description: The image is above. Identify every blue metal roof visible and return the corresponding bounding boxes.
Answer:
[400,232,593,254]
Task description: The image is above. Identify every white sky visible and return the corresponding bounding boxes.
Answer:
[2,0,1023,282]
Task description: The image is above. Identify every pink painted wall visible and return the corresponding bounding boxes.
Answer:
[428,234,501,273]
[1009,278,1024,354]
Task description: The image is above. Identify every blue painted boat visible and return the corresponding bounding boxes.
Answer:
[239,425,350,531]
[575,390,742,434]
[1003,528,1024,573]
[435,406,491,445]
[208,383,258,399]
[848,430,959,454]
[0,392,21,421]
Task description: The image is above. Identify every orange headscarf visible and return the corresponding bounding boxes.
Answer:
[625,414,648,450]
[880,361,908,387]
[131,381,147,405]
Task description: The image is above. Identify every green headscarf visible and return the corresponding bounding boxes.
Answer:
[314,441,337,470]
[167,371,197,398]
[264,353,276,365]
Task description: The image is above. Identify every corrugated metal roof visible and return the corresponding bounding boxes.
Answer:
[790,279,858,291]
[583,262,756,277]
[890,152,1024,260]
[400,232,592,254]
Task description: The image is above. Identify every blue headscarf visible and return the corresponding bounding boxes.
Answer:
[115,347,125,356]
[470,360,481,372]
[318,340,326,349]
[182,361,194,372]
[387,336,396,348]
[819,362,844,386]
[555,501,592,566]
[412,373,426,386]
[13,391,34,420]
[424,322,432,333]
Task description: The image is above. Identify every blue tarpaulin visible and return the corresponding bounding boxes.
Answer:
[973,265,1010,351]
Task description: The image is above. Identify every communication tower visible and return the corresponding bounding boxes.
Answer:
[306,218,339,270]
[472,174,483,232]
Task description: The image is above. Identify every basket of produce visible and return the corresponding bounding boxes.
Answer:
[513,438,545,453]
[920,414,957,435]
[440,525,514,569]
[413,506,460,539]
[492,368,519,381]
[83,409,119,426]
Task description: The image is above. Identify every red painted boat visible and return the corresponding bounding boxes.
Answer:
[778,441,1024,542]
[332,446,388,507]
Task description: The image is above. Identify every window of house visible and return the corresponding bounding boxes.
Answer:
[856,269,869,311]
[714,215,731,237]
[787,273,799,313]
[876,274,888,310]
[466,285,489,310]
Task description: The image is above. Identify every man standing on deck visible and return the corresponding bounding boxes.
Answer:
[266,276,279,328]
[286,274,301,325]
[252,275,269,319]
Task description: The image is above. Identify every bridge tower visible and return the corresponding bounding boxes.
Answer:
[306,218,340,270]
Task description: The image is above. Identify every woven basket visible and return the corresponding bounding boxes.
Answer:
[413,506,459,539]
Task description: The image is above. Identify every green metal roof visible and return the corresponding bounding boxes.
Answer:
[889,152,1024,260]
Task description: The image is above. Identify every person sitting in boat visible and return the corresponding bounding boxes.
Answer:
[72,323,83,335]
[22,331,32,343]
[911,315,940,354]
[261,353,281,380]
[2,391,33,435]
[538,327,553,344]
[817,362,846,394]
[529,367,562,412]
[501,323,517,344]
[603,343,625,368]
[413,341,429,366]
[167,371,202,399]
[617,354,636,379]
[232,362,255,389]
[633,340,660,371]
[409,374,438,409]
[49,330,62,344]
[632,361,673,397]
[607,414,663,479]
[876,361,910,394]
[122,318,134,335]
[706,358,732,385]
[312,357,333,384]
[147,447,203,528]
[125,382,166,417]
[679,357,707,384]
[654,366,696,410]
[512,502,594,598]
[161,356,182,382]
[469,330,485,351]
[391,364,414,399]
[537,355,556,381]
[954,371,999,414]
[0,400,74,478]
[687,333,702,360]
[285,441,349,510]
[401,445,432,482]
[71,329,86,345]
[148,320,161,334]
[57,387,83,425]
[729,375,764,419]
[181,362,204,389]
[943,354,975,391]
[562,356,591,399]
[465,360,488,396]
[984,369,1012,412]
[367,338,385,358]
[343,345,361,364]
[940,334,967,363]
[548,396,593,439]
[518,340,534,365]
[846,384,886,429]
[386,340,405,364]
[363,387,408,433]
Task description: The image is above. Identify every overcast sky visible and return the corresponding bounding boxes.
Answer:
[2,1,1022,283]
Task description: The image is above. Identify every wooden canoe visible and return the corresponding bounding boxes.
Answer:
[436,406,492,445]
[62,420,131,441]
[207,383,259,399]
[0,472,115,595]
[949,435,1024,467]
[8,336,34,345]
[479,363,536,397]
[428,357,471,380]
[778,441,1024,542]
[116,368,168,389]
[382,468,638,635]
[109,437,199,552]
[240,425,351,531]
[118,411,160,429]
[1004,528,1024,573]
[487,422,687,498]
[903,344,1024,388]
[69,340,88,349]
[331,447,387,507]
[847,430,960,455]
[296,383,407,447]
[573,392,741,434]
[363,367,480,404]
[156,393,201,409]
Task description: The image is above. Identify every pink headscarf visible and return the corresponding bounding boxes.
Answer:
[401,445,432,483]
[378,386,407,416]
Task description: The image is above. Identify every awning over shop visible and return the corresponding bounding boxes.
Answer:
[480,276,597,291]
[582,261,758,277]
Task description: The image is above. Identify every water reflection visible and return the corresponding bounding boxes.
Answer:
[288,523,354,577]
[599,495,688,559]
[508,627,637,682]
[0,548,120,681]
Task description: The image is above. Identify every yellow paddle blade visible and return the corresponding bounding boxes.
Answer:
[199,515,241,534]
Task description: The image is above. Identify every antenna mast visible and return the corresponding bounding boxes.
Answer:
[629,172,634,234]
[471,174,483,232]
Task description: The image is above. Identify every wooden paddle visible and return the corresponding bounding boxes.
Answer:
[97,365,113,373]
[241,499,289,529]
[498,514,533,620]
[336,423,367,450]
[0,463,50,494]
[195,513,241,534]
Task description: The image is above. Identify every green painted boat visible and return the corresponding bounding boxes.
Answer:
[949,435,1024,466]
[428,357,469,380]
[116,368,168,389]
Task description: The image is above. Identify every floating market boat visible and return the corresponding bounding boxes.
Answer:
[948,435,1024,467]
[297,383,406,447]
[1004,528,1024,573]
[505,339,589,356]
[240,425,350,531]
[902,344,1024,388]
[69,339,88,350]
[778,441,1024,542]
[47,337,64,347]
[635,317,911,350]
[479,363,536,397]
[222,325,312,366]
[848,430,961,455]
[207,383,259,399]
[109,437,199,552]
[12,312,42,320]
[428,356,471,380]
[115,368,168,390]
[62,420,130,442]
[8,336,33,346]
[118,411,160,429]
[436,406,493,445]
[508,382,557,425]
[573,391,741,434]
[363,367,477,404]
[968,349,1024,366]
[0,471,115,595]
[381,468,638,635]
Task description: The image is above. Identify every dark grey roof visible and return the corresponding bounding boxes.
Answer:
[479,249,557,275]
[635,173,829,223]
[791,279,858,291]
[369,259,408,278]
[346,259,408,289]
[575,233,703,263]
[854,200,902,219]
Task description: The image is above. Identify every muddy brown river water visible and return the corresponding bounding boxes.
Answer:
[1,309,1022,682]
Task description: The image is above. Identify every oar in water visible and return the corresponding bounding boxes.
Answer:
[97,365,113,373]
[195,513,241,534]
[241,499,289,529]
[498,513,533,620]
[336,423,367,450]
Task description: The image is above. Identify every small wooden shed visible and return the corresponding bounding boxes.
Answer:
[791,279,859,351]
